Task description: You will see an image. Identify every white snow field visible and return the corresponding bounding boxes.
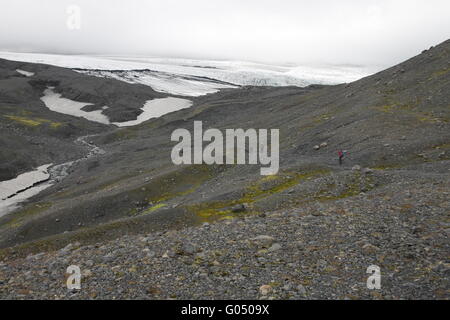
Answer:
[0,164,53,217]
[113,97,193,127]
[0,164,52,200]
[16,69,34,77]
[40,87,111,124]
[41,87,193,127]
[0,52,381,96]
[0,182,54,217]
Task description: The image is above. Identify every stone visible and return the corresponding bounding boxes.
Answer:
[179,243,196,255]
[62,243,74,251]
[259,285,272,296]
[268,243,282,252]
[231,204,246,213]
[297,284,307,296]
[82,269,93,277]
[103,254,115,263]
[362,243,380,254]
[251,235,275,248]
[282,283,292,291]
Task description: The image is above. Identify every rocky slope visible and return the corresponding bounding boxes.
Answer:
[0,40,449,299]
[0,169,448,299]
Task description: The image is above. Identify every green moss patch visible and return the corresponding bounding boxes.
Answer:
[123,165,216,216]
[187,167,331,222]
[141,203,167,215]
[4,115,62,128]
[1,202,53,229]
[374,102,449,123]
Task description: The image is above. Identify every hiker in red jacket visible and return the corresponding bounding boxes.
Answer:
[338,150,344,165]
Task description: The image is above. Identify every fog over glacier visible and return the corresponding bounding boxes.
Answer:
[1,0,450,66]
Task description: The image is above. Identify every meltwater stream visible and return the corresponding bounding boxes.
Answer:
[1,86,193,217]
[0,135,105,217]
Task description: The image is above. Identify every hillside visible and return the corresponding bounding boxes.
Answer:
[0,58,166,181]
[0,40,448,299]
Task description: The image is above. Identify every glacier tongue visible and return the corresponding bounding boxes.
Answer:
[76,69,236,97]
[0,51,380,96]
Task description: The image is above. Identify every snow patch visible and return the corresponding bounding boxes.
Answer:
[40,87,110,124]
[113,97,192,127]
[0,164,52,200]
[0,164,53,217]
[0,182,54,217]
[40,87,192,127]
[16,69,34,77]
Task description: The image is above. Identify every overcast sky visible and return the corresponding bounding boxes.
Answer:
[1,0,449,66]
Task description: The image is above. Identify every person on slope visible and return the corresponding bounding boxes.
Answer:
[338,150,344,165]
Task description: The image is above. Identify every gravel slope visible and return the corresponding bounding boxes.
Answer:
[1,166,448,299]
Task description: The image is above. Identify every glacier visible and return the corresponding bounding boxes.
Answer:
[0,52,381,96]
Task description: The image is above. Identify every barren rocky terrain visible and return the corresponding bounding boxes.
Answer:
[0,40,449,299]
